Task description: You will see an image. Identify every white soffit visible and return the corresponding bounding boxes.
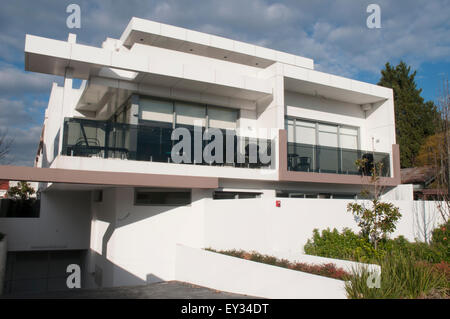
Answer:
[120,17,314,70]
[283,65,392,105]
[25,35,272,107]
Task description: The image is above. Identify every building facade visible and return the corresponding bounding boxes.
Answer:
[0,17,411,294]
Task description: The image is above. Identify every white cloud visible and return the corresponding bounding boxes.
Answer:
[0,64,58,96]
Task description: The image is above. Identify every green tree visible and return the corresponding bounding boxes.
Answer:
[378,61,439,168]
[347,159,401,250]
[7,181,35,200]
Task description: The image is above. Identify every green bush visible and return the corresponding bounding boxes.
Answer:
[345,253,448,299]
[304,228,449,264]
[303,228,385,263]
[431,220,449,245]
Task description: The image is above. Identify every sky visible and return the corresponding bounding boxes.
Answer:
[0,0,449,166]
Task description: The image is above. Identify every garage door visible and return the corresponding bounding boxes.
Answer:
[3,250,83,295]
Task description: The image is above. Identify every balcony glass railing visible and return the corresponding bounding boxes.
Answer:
[287,142,390,177]
[62,118,273,169]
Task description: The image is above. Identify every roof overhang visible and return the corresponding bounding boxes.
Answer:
[283,65,392,105]
[25,34,273,114]
[120,17,314,70]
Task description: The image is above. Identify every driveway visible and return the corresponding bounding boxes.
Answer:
[1,281,256,299]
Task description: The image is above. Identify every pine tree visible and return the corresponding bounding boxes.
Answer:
[378,61,439,168]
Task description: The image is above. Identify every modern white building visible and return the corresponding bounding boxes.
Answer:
[0,17,418,296]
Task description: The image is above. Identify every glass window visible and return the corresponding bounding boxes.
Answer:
[287,119,295,143]
[296,123,316,145]
[340,127,358,149]
[213,191,261,200]
[175,102,206,127]
[318,124,338,147]
[140,98,173,124]
[134,188,191,206]
[340,134,358,149]
[208,106,237,129]
[286,117,359,150]
[318,131,338,147]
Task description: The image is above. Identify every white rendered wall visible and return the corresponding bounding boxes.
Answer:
[175,244,347,299]
[51,156,278,181]
[87,187,209,288]
[39,81,85,168]
[382,184,414,201]
[202,198,446,259]
[0,191,91,251]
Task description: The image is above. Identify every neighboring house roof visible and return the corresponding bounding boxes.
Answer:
[0,180,9,190]
[401,166,436,185]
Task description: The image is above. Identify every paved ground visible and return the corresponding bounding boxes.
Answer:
[2,281,256,299]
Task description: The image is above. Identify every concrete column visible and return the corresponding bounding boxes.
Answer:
[128,94,139,159]
[57,67,74,157]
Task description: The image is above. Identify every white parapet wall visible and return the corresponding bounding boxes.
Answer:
[175,244,347,299]
[202,198,446,259]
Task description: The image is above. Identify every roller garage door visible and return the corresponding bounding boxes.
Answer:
[3,250,83,295]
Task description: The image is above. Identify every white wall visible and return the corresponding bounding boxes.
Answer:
[87,187,209,288]
[0,191,91,251]
[51,155,279,181]
[382,184,414,201]
[203,198,446,259]
[175,244,347,299]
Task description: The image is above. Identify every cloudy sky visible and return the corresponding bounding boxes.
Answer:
[0,0,449,166]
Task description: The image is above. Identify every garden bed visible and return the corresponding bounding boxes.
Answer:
[205,248,350,280]
[303,223,449,299]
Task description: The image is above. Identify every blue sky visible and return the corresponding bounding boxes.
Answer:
[0,0,449,166]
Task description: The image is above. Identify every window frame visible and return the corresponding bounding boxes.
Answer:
[133,188,192,206]
[138,95,240,131]
[285,117,360,150]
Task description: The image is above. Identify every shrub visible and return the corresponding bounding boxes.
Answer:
[303,228,384,263]
[430,220,449,262]
[345,253,448,299]
[304,228,449,264]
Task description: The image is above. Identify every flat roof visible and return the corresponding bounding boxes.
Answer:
[120,17,314,70]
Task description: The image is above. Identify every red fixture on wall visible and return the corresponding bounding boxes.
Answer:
[276,200,281,207]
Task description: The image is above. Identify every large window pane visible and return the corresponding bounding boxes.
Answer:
[140,98,173,124]
[175,102,206,127]
[318,124,338,147]
[296,126,316,145]
[340,134,358,149]
[208,106,237,129]
[318,131,338,147]
[318,123,337,133]
[134,188,191,206]
[340,127,358,136]
[287,119,294,143]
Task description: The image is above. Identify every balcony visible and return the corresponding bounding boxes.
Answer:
[287,142,390,177]
[62,118,273,169]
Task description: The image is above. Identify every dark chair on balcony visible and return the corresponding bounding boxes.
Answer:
[72,137,103,158]
[298,157,311,172]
